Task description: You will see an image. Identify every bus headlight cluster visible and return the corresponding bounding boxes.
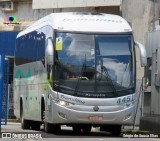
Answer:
[57,100,73,107]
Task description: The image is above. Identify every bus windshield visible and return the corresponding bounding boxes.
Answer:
[53,32,135,98]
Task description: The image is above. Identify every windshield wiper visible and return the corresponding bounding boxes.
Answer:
[74,63,86,96]
[74,55,87,96]
[100,59,118,97]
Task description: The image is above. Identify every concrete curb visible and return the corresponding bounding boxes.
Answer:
[2,119,20,123]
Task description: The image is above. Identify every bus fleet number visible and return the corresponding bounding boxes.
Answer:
[116,95,134,105]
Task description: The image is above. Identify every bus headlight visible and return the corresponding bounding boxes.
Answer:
[57,100,73,107]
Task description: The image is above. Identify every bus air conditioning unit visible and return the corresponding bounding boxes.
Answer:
[0,0,14,12]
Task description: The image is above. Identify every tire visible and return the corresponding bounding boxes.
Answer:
[52,124,61,133]
[82,126,91,133]
[20,103,30,129]
[42,102,52,133]
[44,122,53,133]
[42,101,60,134]
[44,122,61,133]
[110,125,121,136]
[72,126,81,133]
[31,122,40,130]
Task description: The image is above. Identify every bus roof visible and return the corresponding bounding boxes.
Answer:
[17,12,132,38]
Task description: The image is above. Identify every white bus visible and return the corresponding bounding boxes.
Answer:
[14,12,146,136]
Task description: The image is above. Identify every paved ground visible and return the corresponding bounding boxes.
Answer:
[0,122,160,141]
[1,122,139,133]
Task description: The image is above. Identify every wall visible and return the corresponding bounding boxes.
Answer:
[121,0,159,83]
[0,1,120,31]
[32,0,121,9]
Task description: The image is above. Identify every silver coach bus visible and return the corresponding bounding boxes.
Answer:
[14,12,146,136]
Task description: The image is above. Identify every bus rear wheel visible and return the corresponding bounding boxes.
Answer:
[20,102,30,129]
[31,122,41,130]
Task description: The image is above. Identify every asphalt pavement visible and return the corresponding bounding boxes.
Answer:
[0,122,160,140]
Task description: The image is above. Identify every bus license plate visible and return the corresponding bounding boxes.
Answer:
[88,115,103,121]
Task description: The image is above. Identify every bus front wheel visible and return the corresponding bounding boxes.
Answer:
[110,125,121,136]
[72,126,81,133]
[100,124,121,136]
[82,125,91,133]
[44,122,52,133]
[44,122,60,133]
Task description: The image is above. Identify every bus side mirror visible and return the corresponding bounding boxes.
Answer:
[46,38,54,65]
[135,41,147,67]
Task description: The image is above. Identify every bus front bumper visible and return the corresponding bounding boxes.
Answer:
[48,101,135,125]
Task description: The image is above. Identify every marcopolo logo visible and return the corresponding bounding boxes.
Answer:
[4,16,20,25]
